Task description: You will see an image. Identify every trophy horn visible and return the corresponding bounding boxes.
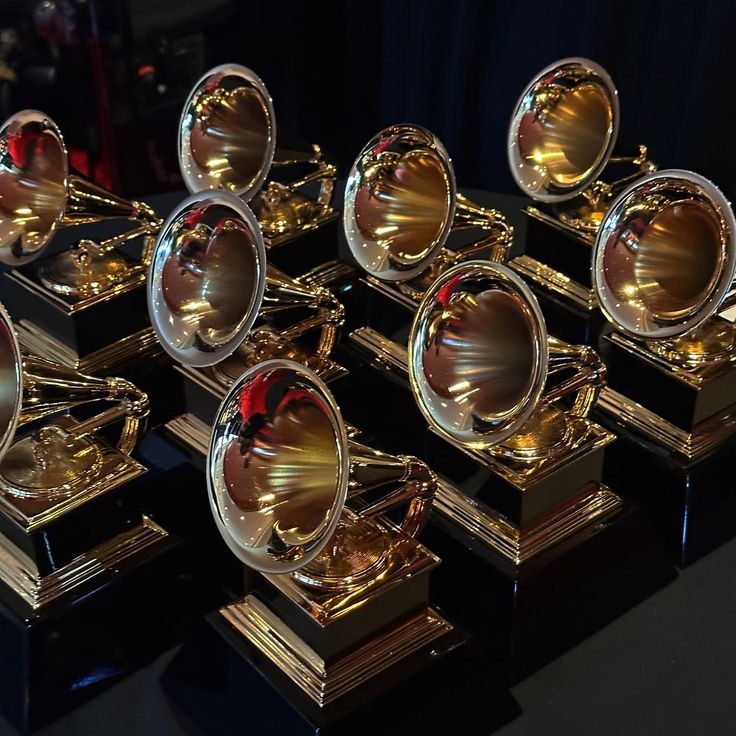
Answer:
[207,359,436,589]
[408,261,605,459]
[147,191,344,369]
[507,57,619,203]
[0,110,161,296]
[0,301,148,496]
[592,169,736,346]
[343,124,512,283]
[178,64,336,239]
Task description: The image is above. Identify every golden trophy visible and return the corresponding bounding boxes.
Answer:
[591,169,736,563]
[146,191,346,457]
[507,57,655,316]
[0,110,163,373]
[344,261,672,678]
[162,359,470,729]
[178,63,338,276]
[341,123,513,309]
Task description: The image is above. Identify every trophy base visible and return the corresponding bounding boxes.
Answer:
[602,413,736,567]
[263,211,340,278]
[513,204,597,310]
[424,499,675,683]
[0,515,234,734]
[0,262,159,375]
[598,331,736,459]
[509,257,604,347]
[161,606,518,736]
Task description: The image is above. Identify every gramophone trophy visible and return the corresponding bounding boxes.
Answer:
[591,169,736,563]
[0,110,164,374]
[179,63,338,277]
[342,261,673,679]
[336,123,513,334]
[163,360,483,733]
[146,191,347,460]
[507,57,655,340]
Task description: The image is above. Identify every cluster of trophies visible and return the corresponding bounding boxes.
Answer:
[0,56,731,731]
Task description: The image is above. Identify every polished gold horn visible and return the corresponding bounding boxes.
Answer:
[0,301,148,498]
[508,57,655,232]
[147,191,343,370]
[592,169,736,365]
[207,359,436,589]
[343,123,512,283]
[408,261,605,460]
[178,63,336,239]
[0,109,162,297]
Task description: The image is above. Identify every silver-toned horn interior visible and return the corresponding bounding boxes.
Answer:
[409,261,548,448]
[343,124,456,282]
[508,57,618,202]
[0,110,69,265]
[179,63,276,201]
[207,359,349,574]
[147,190,267,367]
[592,169,736,340]
[0,303,23,461]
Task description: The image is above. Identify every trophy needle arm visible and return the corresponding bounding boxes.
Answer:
[451,193,514,264]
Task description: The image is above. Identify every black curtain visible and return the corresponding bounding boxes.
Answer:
[220,0,736,198]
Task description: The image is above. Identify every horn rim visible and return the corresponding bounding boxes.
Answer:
[507,56,619,203]
[146,189,267,368]
[206,358,350,574]
[178,63,276,201]
[0,109,69,266]
[592,168,736,340]
[0,301,23,462]
[408,260,549,449]
[343,123,457,282]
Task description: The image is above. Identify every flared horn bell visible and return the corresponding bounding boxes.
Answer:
[179,63,276,202]
[508,57,619,202]
[409,261,549,449]
[343,124,458,282]
[0,110,69,265]
[0,303,23,462]
[147,190,267,368]
[208,360,437,585]
[207,359,350,574]
[592,169,736,340]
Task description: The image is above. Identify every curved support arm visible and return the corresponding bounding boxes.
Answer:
[347,440,436,539]
[543,337,606,419]
[19,355,149,456]
[451,192,514,265]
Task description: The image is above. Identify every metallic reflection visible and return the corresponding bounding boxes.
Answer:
[0,110,67,261]
[508,57,618,201]
[593,169,735,340]
[147,191,266,368]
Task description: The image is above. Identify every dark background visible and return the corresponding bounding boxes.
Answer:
[2,0,733,198]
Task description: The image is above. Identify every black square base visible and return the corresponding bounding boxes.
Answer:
[0,525,236,734]
[524,204,594,289]
[423,503,676,683]
[265,217,340,278]
[0,263,149,360]
[161,610,519,736]
[601,424,736,567]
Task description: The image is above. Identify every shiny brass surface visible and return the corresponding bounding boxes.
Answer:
[348,325,614,486]
[0,515,168,609]
[344,123,512,285]
[222,595,451,706]
[435,479,623,565]
[179,63,336,240]
[0,301,148,516]
[207,360,436,590]
[593,170,736,367]
[409,261,605,458]
[148,191,344,370]
[0,110,161,296]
